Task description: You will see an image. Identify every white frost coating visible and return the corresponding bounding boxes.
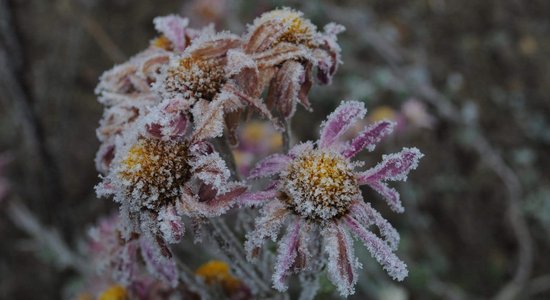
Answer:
[225,49,257,76]
[319,100,367,148]
[350,201,400,251]
[189,151,231,193]
[344,216,408,281]
[191,98,225,141]
[248,154,292,179]
[362,147,424,182]
[272,218,301,291]
[288,141,314,158]
[322,224,361,297]
[157,205,185,244]
[244,201,290,261]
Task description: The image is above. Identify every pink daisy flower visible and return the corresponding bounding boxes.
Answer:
[241,101,423,296]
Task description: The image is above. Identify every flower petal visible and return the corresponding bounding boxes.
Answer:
[272,218,302,291]
[157,205,185,244]
[341,120,395,158]
[356,147,423,212]
[323,223,360,297]
[350,201,400,251]
[139,235,179,287]
[319,101,366,148]
[267,60,306,120]
[248,154,292,179]
[245,201,289,260]
[153,15,190,52]
[344,216,408,281]
[189,150,232,193]
[238,189,280,207]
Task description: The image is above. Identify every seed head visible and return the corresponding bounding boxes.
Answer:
[280,149,359,221]
[118,138,189,210]
[164,56,226,101]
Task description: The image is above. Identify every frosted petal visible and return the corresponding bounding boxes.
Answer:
[344,216,408,281]
[342,120,395,158]
[357,147,424,212]
[322,223,360,297]
[248,154,292,179]
[153,15,190,52]
[319,101,366,148]
[272,218,302,291]
[245,201,289,260]
[350,201,400,250]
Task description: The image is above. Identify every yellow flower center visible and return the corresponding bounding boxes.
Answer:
[119,138,189,209]
[164,56,226,100]
[281,149,359,221]
[261,9,317,47]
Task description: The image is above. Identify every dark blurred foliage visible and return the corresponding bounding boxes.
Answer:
[1,0,549,299]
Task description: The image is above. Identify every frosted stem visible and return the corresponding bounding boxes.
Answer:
[209,218,273,295]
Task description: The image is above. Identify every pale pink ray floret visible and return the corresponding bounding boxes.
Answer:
[240,100,423,296]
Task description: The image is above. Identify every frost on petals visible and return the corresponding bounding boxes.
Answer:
[319,101,367,148]
[357,147,424,212]
[342,120,395,158]
[323,224,360,297]
[248,154,292,179]
[153,15,190,52]
[272,218,302,291]
[344,216,408,281]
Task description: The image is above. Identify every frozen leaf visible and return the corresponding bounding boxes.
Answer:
[191,98,225,142]
[157,205,185,244]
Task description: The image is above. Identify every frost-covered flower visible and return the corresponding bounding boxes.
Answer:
[97,98,246,236]
[240,8,345,121]
[154,30,277,144]
[96,97,246,283]
[95,15,211,174]
[83,214,180,294]
[241,101,423,296]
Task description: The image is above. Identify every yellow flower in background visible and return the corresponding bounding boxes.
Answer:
[98,285,127,300]
[369,105,398,122]
[196,260,241,291]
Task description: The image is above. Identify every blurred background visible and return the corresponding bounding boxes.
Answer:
[1,0,549,299]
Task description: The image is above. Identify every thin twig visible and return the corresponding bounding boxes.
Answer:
[7,199,87,274]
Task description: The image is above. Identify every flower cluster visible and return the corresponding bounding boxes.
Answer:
[92,7,422,299]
